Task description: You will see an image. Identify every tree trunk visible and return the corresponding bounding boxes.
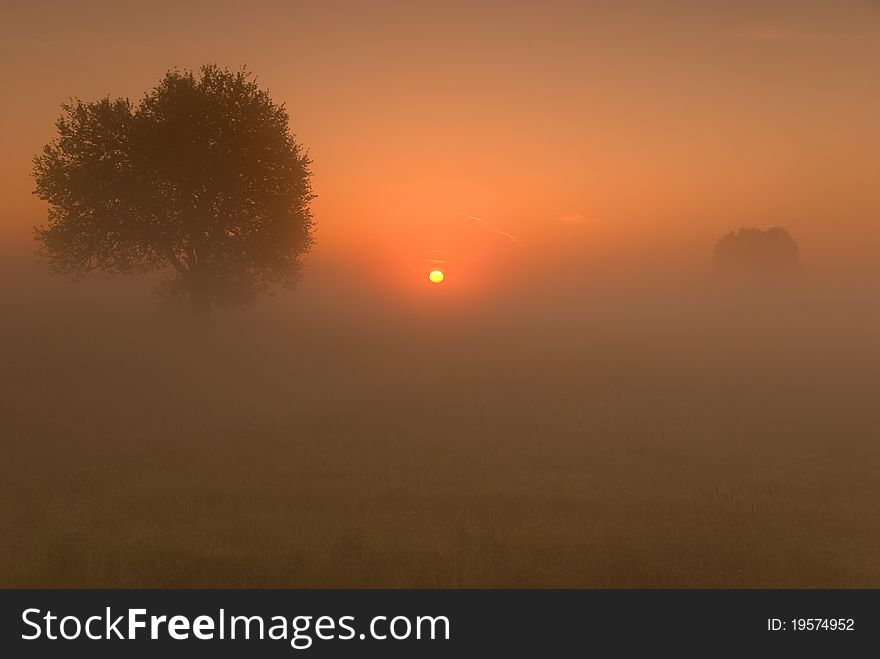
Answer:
[187,282,213,319]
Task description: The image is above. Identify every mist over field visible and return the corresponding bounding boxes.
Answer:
[2,255,878,587]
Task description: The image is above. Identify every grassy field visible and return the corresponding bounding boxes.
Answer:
[1,281,879,587]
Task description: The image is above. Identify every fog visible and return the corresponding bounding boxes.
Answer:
[2,244,878,587]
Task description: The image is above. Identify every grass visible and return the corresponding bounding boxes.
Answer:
[1,284,879,587]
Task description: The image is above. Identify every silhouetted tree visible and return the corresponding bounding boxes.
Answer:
[713,226,799,275]
[33,65,313,317]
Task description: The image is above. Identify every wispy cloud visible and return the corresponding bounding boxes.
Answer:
[415,215,516,267]
[457,212,518,245]
[430,249,481,261]
[415,249,482,265]
[732,27,879,43]
[556,212,590,225]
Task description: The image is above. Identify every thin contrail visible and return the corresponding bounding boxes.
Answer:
[431,249,481,261]
[414,250,482,265]
[556,212,589,225]
[457,212,518,245]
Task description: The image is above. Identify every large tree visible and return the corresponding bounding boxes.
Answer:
[33,65,314,316]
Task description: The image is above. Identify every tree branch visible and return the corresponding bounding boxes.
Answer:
[164,250,189,277]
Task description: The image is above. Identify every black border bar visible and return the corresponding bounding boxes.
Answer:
[1,589,876,655]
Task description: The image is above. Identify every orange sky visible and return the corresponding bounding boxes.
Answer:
[1,0,879,301]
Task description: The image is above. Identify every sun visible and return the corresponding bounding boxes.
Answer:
[428,269,445,284]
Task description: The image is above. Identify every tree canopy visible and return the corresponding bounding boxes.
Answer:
[33,64,314,316]
[713,226,800,276]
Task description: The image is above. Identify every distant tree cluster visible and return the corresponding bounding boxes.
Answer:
[33,65,313,317]
[713,226,800,276]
